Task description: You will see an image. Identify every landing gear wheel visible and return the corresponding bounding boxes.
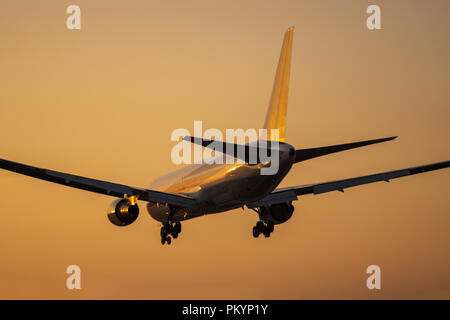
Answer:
[172,231,179,239]
[252,226,260,238]
[267,221,274,233]
[160,225,169,245]
[166,236,172,245]
[174,222,181,234]
[256,221,264,233]
[263,227,271,238]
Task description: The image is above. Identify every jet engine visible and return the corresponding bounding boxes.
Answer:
[261,202,294,224]
[107,198,139,226]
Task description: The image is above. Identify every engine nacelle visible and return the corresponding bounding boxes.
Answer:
[107,198,139,226]
[261,202,294,224]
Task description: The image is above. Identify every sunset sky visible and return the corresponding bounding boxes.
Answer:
[1,0,449,299]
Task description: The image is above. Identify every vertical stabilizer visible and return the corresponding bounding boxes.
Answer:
[263,27,294,142]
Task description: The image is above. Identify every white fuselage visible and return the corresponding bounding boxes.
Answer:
[146,142,296,222]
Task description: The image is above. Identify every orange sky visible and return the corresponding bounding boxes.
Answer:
[0,0,449,299]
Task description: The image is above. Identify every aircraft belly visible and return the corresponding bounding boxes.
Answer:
[147,202,204,222]
[197,174,276,213]
[146,150,294,221]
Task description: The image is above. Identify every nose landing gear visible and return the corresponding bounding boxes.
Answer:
[161,221,182,245]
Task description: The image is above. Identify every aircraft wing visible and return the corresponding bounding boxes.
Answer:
[0,158,198,208]
[247,160,450,207]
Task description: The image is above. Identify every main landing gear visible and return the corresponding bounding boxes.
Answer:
[252,220,274,238]
[249,207,275,238]
[160,221,182,245]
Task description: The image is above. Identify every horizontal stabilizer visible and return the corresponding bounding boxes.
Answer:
[294,136,397,163]
[182,136,273,164]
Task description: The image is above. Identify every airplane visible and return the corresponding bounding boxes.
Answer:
[1,27,449,245]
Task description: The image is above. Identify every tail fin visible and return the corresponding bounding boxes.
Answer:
[263,26,294,142]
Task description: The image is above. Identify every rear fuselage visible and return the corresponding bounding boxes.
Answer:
[146,142,296,222]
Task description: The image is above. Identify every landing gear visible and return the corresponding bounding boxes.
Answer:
[174,221,181,234]
[160,226,168,245]
[267,221,274,233]
[161,234,172,245]
[252,220,274,238]
[252,226,259,238]
[160,221,182,245]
